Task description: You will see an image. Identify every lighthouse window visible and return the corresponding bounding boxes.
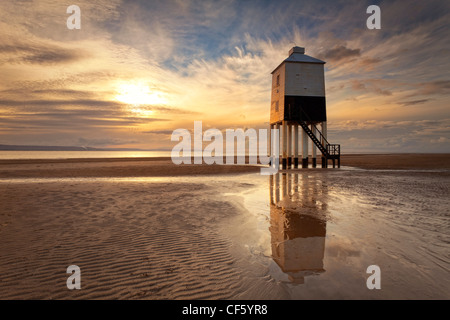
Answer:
[275,101,279,111]
[276,75,280,86]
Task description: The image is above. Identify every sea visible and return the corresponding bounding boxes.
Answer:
[0,150,172,160]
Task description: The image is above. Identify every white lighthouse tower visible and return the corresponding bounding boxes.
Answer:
[269,46,340,169]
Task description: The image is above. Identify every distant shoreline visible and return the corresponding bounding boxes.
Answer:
[0,144,147,151]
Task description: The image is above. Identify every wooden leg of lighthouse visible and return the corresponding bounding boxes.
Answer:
[311,125,317,168]
[302,127,308,168]
[282,121,287,170]
[321,122,327,168]
[293,124,299,168]
[287,123,292,168]
[275,123,280,169]
[268,124,273,159]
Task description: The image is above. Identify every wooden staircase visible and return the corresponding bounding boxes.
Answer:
[298,120,340,168]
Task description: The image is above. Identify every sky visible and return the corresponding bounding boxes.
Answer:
[0,0,449,153]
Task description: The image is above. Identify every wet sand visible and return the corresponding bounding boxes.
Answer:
[0,154,449,299]
[0,157,260,178]
[340,153,450,170]
[0,154,448,178]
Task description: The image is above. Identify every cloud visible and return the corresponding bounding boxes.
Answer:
[0,42,88,65]
[137,105,201,115]
[317,45,361,63]
[77,137,140,147]
[143,130,174,135]
[0,17,95,65]
[22,50,84,65]
[398,99,431,107]
[416,80,450,96]
[0,99,122,107]
[349,80,393,96]
[0,114,169,139]
[30,89,103,98]
[329,118,450,153]
[430,136,448,144]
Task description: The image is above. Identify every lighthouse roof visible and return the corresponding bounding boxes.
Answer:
[271,47,325,74]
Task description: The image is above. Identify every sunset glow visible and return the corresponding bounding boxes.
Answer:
[0,0,448,152]
[115,83,167,107]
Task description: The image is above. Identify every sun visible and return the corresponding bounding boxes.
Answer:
[115,82,167,106]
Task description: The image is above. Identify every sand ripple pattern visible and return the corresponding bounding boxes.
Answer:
[0,182,242,299]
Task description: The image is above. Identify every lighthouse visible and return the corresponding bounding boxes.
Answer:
[269,47,340,169]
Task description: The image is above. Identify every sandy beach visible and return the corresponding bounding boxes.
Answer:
[0,154,449,179]
[0,154,449,299]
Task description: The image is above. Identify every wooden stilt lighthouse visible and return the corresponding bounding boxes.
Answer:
[270,47,340,169]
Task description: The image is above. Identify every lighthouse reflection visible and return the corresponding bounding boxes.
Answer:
[269,173,327,284]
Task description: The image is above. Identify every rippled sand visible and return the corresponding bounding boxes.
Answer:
[0,178,246,299]
[0,156,449,299]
